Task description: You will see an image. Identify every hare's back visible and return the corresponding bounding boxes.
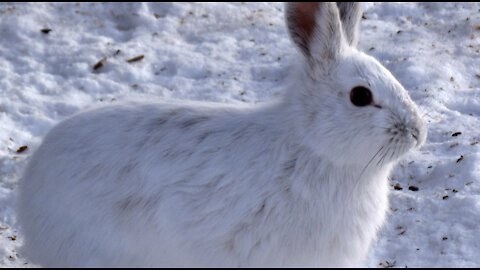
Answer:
[18,101,248,267]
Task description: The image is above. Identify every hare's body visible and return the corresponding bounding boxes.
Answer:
[19,101,389,267]
[18,3,426,267]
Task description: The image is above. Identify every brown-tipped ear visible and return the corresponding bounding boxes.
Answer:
[336,2,363,47]
[285,2,320,56]
[285,2,345,64]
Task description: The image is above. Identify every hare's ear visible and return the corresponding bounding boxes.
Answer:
[285,2,346,64]
[336,2,363,47]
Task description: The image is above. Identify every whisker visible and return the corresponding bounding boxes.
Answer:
[377,148,388,167]
[389,142,398,160]
[373,125,391,130]
[359,144,385,179]
[378,141,393,167]
[377,137,394,167]
[376,145,388,167]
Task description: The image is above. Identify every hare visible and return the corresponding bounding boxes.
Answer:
[18,2,426,267]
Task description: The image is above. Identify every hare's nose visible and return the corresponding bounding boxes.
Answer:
[410,127,419,141]
[410,128,423,148]
[408,119,427,148]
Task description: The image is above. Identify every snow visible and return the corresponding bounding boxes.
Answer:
[0,2,479,267]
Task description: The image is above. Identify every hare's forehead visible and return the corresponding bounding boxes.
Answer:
[336,52,388,81]
[337,54,402,89]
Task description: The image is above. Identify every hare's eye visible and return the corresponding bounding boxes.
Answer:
[350,86,373,107]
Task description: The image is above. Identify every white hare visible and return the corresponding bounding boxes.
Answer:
[18,2,426,267]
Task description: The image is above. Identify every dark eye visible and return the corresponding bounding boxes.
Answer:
[350,86,373,107]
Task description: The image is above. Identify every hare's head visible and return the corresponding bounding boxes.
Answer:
[285,2,426,167]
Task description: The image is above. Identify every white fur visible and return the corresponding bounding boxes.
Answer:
[17,2,426,267]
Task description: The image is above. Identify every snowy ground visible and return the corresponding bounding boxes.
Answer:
[0,2,479,267]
